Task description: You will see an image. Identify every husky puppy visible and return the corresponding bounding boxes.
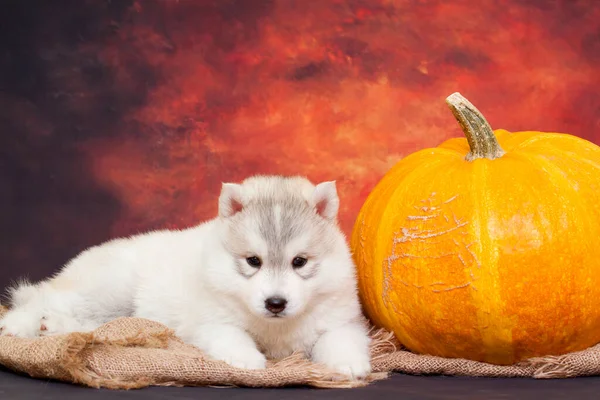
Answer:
[0,175,371,379]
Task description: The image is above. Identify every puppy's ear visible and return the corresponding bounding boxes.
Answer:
[219,183,243,218]
[311,181,340,220]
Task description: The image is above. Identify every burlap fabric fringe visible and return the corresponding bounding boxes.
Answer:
[0,305,598,389]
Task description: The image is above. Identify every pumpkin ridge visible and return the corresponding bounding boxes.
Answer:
[521,143,600,173]
[353,176,405,328]
[511,150,595,239]
[509,151,595,191]
[467,160,516,364]
[402,146,466,161]
[494,151,598,358]
[492,130,540,152]
[351,150,458,328]
[353,162,421,328]
[510,133,574,151]
[552,151,600,172]
[375,156,460,349]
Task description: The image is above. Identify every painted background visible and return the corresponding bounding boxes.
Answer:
[1,0,599,288]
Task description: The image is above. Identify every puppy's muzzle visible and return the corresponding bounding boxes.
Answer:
[264,297,287,314]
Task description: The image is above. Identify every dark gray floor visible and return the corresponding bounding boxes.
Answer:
[1,366,599,400]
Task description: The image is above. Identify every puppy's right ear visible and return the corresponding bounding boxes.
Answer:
[311,181,340,221]
[218,183,243,218]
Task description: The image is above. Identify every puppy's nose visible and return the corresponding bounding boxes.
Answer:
[265,297,287,314]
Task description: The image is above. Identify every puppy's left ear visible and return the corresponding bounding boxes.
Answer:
[219,183,243,218]
[311,181,340,220]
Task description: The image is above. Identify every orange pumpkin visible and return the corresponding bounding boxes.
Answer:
[351,92,600,365]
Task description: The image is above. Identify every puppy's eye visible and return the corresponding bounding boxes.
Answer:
[292,257,308,268]
[246,256,262,268]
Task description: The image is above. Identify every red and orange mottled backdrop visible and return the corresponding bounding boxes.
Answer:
[1,0,599,287]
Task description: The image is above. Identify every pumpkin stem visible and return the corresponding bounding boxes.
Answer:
[445,92,505,161]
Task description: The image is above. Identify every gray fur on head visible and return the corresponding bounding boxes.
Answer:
[218,175,340,278]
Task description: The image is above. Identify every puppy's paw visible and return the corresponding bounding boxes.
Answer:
[0,309,42,338]
[312,345,372,380]
[38,314,83,336]
[328,359,372,380]
[206,345,267,370]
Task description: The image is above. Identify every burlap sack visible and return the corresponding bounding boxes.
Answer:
[0,305,598,389]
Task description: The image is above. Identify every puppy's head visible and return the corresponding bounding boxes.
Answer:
[216,175,348,320]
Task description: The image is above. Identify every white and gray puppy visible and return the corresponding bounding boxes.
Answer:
[0,175,372,379]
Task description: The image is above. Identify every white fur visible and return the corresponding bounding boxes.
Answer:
[0,175,371,379]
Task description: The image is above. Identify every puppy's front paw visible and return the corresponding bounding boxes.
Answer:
[312,344,372,380]
[206,345,267,370]
[328,358,372,380]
